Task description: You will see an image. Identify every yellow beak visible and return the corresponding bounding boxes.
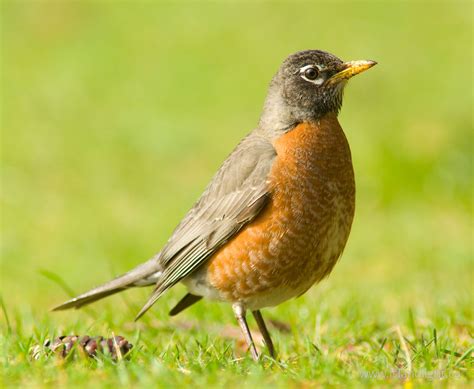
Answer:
[327,60,377,84]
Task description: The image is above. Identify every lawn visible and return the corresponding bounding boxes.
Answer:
[1,1,472,387]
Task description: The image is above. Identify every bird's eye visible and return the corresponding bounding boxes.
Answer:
[304,67,319,80]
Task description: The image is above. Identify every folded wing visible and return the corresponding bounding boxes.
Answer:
[135,134,277,319]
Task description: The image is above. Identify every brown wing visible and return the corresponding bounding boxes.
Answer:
[135,134,276,319]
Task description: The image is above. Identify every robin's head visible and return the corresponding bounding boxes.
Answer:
[260,50,376,129]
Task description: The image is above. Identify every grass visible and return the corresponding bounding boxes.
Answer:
[1,1,472,387]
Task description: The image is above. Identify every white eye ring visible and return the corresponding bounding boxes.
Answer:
[300,65,325,85]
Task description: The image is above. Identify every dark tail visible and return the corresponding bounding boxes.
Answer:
[52,257,161,311]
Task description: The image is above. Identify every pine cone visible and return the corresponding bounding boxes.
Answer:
[30,335,133,360]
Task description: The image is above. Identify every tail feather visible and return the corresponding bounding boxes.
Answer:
[52,256,162,311]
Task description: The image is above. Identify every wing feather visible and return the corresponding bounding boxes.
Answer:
[135,134,276,319]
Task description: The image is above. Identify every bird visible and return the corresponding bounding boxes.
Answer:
[53,49,376,360]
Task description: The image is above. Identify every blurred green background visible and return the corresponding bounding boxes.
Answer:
[0,0,472,382]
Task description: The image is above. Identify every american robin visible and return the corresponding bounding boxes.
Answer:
[54,50,376,360]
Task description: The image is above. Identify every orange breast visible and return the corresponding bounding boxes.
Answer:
[207,114,355,308]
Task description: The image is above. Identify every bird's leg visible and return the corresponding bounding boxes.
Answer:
[252,310,276,358]
[232,303,259,361]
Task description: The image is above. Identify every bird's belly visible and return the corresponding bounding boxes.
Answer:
[201,190,354,309]
[185,119,355,309]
